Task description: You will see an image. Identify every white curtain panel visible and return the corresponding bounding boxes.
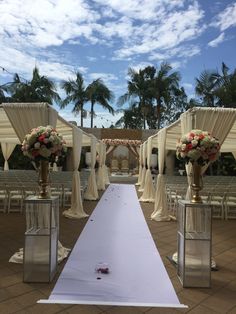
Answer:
[232,152,236,159]
[96,142,106,190]
[104,165,110,185]
[84,137,99,200]
[151,128,170,221]
[3,103,58,141]
[102,144,110,185]
[1,142,16,170]
[138,142,147,192]
[139,137,155,202]
[63,126,88,219]
[135,144,143,186]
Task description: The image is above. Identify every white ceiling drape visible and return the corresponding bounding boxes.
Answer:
[3,103,58,141]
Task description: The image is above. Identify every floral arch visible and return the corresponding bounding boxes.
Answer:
[102,138,142,158]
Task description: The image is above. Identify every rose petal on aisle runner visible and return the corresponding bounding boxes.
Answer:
[38,184,187,308]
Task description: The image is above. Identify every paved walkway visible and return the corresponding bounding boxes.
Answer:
[0,185,236,313]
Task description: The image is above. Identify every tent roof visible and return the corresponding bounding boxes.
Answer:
[149,107,236,153]
[0,103,95,147]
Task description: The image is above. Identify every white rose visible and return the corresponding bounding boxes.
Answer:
[191,139,198,147]
[34,142,41,149]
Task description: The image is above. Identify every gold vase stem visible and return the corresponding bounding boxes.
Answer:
[38,160,50,199]
[191,162,203,203]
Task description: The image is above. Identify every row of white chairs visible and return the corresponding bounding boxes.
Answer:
[0,170,90,213]
[165,178,236,220]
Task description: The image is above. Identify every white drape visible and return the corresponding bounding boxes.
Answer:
[151,129,170,221]
[136,144,143,186]
[1,142,16,170]
[63,126,88,219]
[104,165,110,185]
[3,103,58,141]
[84,137,99,200]
[101,143,108,187]
[138,142,147,192]
[232,152,236,159]
[139,137,155,202]
[97,142,106,190]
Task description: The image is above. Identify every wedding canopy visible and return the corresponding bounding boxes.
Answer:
[0,102,98,219]
[141,107,236,221]
[102,138,141,159]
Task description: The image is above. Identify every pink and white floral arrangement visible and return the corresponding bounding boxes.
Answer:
[176,129,220,165]
[21,125,67,161]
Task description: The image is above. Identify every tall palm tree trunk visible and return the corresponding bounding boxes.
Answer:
[80,104,83,127]
[156,98,161,130]
[91,101,94,128]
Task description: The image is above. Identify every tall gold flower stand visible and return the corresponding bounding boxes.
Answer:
[177,200,212,288]
[23,196,59,283]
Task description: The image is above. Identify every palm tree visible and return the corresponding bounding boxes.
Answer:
[6,67,60,105]
[86,79,114,128]
[214,63,236,108]
[0,83,10,103]
[118,66,154,129]
[195,69,219,107]
[60,72,88,127]
[115,104,143,129]
[150,62,180,129]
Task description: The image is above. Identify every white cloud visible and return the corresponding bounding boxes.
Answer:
[0,0,205,75]
[170,61,182,69]
[88,72,118,83]
[93,0,184,21]
[87,56,97,62]
[211,3,236,31]
[183,83,193,90]
[149,45,200,62]
[208,32,225,47]
[0,45,83,81]
[114,1,204,58]
[0,0,100,48]
[128,62,153,73]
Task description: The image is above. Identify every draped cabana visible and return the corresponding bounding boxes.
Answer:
[148,107,236,221]
[0,102,97,219]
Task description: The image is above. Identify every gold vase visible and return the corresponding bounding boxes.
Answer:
[190,162,203,203]
[38,160,50,199]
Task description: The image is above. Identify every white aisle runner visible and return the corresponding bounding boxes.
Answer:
[39,184,187,308]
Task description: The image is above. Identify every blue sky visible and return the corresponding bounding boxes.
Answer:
[0,0,236,127]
